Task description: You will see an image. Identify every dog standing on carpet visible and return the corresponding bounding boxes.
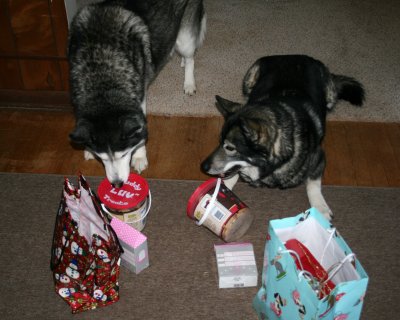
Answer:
[201,55,365,219]
[68,0,206,187]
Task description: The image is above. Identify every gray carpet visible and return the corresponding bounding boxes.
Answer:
[0,173,399,319]
[144,0,400,122]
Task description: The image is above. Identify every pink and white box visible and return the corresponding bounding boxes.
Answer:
[110,217,149,274]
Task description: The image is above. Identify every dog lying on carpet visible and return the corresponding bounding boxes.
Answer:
[201,55,365,220]
[68,0,206,187]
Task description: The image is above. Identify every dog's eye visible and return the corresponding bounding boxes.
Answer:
[224,145,236,155]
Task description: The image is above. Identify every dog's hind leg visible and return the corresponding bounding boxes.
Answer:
[131,145,148,174]
[176,32,197,95]
[175,13,206,95]
[306,177,333,220]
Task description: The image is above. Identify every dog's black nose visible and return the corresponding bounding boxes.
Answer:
[201,159,210,173]
[112,181,124,189]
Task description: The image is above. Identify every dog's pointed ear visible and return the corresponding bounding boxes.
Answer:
[240,118,268,145]
[120,114,146,140]
[243,60,261,97]
[215,95,242,119]
[69,119,91,145]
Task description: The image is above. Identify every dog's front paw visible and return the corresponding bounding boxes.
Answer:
[317,204,334,221]
[184,82,196,95]
[130,146,148,174]
[84,150,95,160]
[131,155,148,174]
[306,178,333,221]
[223,174,239,190]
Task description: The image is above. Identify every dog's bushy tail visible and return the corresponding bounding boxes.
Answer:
[332,74,365,106]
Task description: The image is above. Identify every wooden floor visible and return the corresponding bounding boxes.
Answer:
[1,109,400,187]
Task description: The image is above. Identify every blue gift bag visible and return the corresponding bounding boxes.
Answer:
[253,208,369,320]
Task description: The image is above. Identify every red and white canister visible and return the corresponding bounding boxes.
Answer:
[98,173,151,232]
[187,178,253,242]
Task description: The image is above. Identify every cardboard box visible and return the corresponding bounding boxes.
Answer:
[214,242,258,288]
[110,218,149,274]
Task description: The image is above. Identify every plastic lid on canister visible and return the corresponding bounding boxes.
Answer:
[98,173,149,211]
[186,178,218,219]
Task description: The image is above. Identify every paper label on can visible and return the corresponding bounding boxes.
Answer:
[194,194,235,236]
[125,201,147,221]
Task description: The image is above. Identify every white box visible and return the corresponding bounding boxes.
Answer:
[214,243,258,288]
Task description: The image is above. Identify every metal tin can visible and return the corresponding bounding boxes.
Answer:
[98,173,151,231]
[187,178,253,242]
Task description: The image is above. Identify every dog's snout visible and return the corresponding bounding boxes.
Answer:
[111,180,124,189]
[201,159,211,173]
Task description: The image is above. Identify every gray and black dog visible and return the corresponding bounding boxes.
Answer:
[68,0,206,187]
[201,55,365,219]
